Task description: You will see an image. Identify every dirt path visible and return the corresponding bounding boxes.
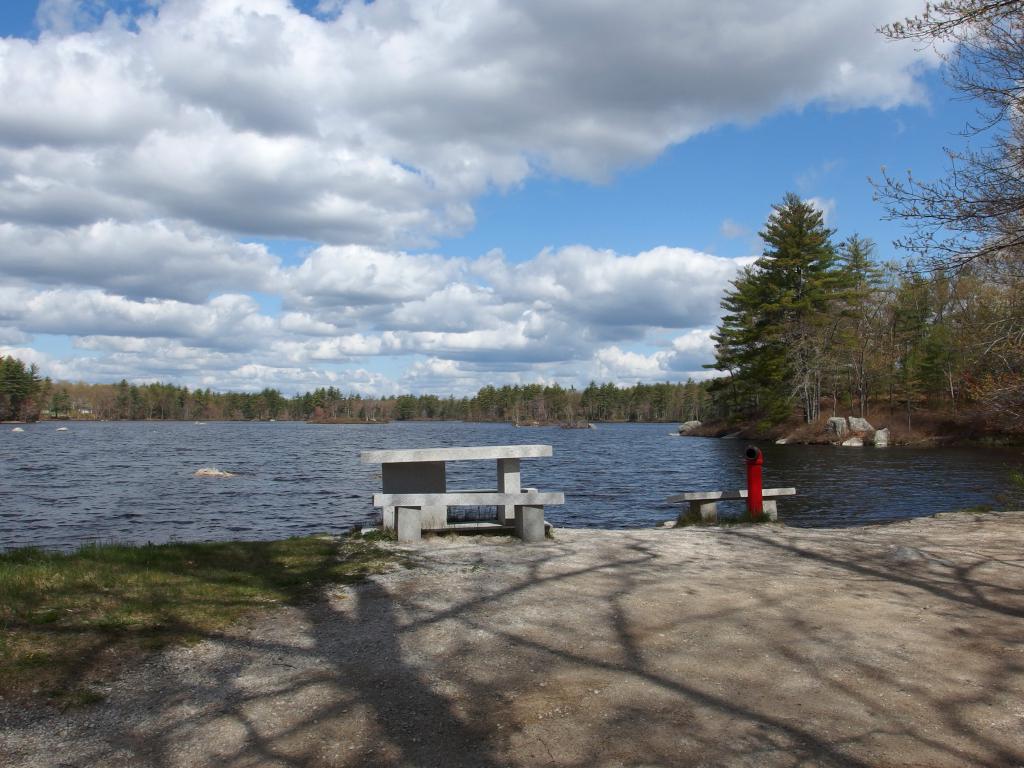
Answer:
[3,512,1024,767]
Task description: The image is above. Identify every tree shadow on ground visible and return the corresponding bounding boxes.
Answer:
[6,522,1024,767]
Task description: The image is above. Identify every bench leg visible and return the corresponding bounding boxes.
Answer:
[515,504,545,542]
[685,500,717,523]
[763,499,778,522]
[497,458,521,525]
[395,507,422,543]
[382,505,396,530]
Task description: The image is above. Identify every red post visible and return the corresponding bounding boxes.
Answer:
[745,446,763,519]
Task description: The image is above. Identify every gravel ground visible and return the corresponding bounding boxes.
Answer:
[2,511,1024,768]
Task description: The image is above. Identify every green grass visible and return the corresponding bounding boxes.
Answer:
[949,504,994,514]
[0,535,400,705]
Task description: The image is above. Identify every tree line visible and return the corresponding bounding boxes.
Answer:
[708,193,1024,432]
[0,356,44,421]
[7,374,713,424]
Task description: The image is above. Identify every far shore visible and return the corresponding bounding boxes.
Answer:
[3,511,1023,767]
[13,413,1024,448]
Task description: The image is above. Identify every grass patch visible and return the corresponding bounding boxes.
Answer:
[675,509,778,527]
[358,528,397,542]
[949,504,994,515]
[0,535,399,705]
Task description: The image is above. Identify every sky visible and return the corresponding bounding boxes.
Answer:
[0,0,971,396]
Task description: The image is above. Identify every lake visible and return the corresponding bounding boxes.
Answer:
[2,420,1022,550]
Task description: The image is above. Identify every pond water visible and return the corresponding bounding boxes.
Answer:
[2,420,1021,550]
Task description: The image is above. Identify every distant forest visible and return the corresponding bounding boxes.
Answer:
[0,356,712,424]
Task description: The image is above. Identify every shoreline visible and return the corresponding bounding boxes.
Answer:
[12,415,1023,447]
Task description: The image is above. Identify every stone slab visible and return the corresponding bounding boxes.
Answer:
[515,505,546,542]
[374,491,564,507]
[496,458,521,524]
[666,488,796,503]
[361,444,553,464]
[395,507,422,542]
[381,461,446,493]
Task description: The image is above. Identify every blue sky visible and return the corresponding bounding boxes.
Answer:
[0,0,968,395]
[438,91,966,263]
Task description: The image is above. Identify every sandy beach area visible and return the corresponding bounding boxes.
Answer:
[3,511,1023,767]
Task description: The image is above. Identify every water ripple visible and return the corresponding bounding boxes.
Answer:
[1,420,1021,550]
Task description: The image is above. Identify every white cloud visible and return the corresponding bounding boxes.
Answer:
[0,326,30,344]
[590,330,717,385]
[594,346,671,380]
[0,0,937,248]
[203,363,398,396]
[2,240,745,390]
[0,220,280,301]
[806,196,837,225]
[485,245,747,333]
[1,288,275,347]
[0,0,943,392]
[720,218,748,239]
[286,245,464,308]
[796,159,841,192]
[0,345,52,370]
[278,312,341,336]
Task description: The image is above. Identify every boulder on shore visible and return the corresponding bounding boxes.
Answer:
[826,417,848,437]
[678,420,702,434]
[873,427,890,448]
[841,436,864,447]
[848,416,874,433]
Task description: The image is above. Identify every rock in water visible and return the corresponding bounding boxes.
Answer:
[826,417,848,437]
[678,420,702,434]
[841,436,864,447]
[848,416,873,433]
[11,426,24,432]
[873,427,890,447]
[194,467,236,478]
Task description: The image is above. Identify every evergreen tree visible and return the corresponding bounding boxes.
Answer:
[0,356,42,421]
[711,193,841,423]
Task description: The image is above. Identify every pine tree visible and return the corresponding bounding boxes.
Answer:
[711,193,841,423]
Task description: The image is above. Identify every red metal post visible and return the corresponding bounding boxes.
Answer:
[745,446,763,518]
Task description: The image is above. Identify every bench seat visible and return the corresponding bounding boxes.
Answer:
[665,487,797,523]
[373,490,564,507]
[373,490,564,542]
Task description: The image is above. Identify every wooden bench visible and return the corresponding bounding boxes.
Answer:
[372,490,564,542]
[665,488,797,523]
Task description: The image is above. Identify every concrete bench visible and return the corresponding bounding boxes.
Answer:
[372,490,564,542]
[361,444,562,543]
[665,488,797,523]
